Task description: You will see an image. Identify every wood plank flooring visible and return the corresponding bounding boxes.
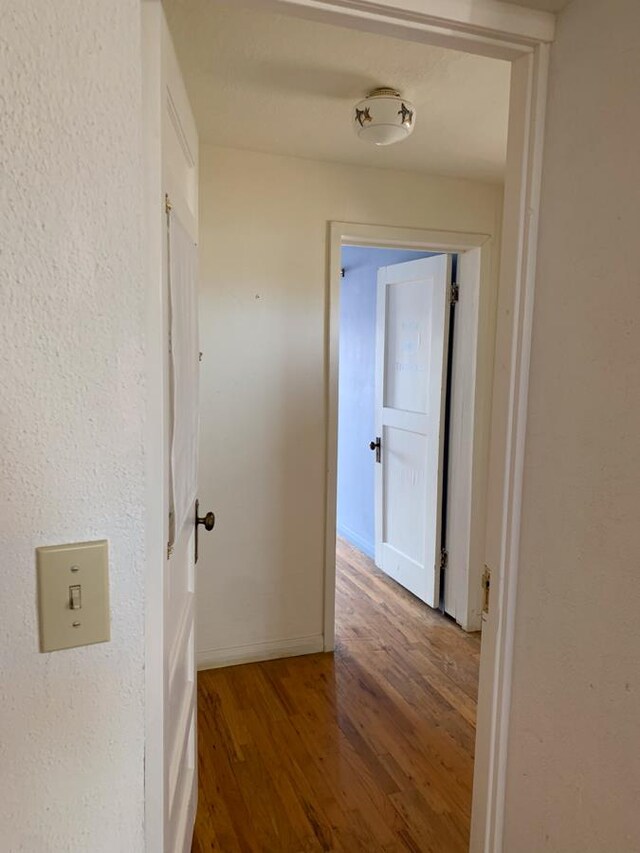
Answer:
[192,538,481,852]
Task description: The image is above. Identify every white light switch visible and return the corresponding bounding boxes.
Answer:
[36,540,110,652]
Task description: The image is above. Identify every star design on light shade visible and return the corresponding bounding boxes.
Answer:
[355,106,372,127]
[398,102,414,126]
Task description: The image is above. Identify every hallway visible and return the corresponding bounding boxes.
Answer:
[192,538,481,852]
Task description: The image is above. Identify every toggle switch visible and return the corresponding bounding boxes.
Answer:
[69,584,82,610]
[36,540,110,652]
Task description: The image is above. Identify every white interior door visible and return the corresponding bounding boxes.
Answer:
[374,254,451,608]
[164,207,199,853]
[143,8,199,853]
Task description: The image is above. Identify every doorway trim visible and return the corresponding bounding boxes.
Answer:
[325,223,492,647]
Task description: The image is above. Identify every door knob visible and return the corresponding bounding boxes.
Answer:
[195,499,216,564]
[369,437,381,463]
[197,510,216,531]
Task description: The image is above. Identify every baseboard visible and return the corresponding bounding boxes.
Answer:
[197,634,325,671]
[337,524,375,560]
[457,612,483,633]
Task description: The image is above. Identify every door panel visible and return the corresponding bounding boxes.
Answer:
[383,426,428,565]
[162,13,199,853]
[143,6,199,851]
[165,208,199,853]
[384,280,433,414]
[375,255,451,608]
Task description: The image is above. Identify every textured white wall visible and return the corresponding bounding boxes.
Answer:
[197,145,503,665]
[504,1,640,850]
[0,2,146,851]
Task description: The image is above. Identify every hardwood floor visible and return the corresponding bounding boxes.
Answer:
[192,538,481,852]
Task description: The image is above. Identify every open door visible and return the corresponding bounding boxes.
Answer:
[143,7,206,851]
[373,254,451,608]
[162,44,204,853]
[164,205,200,853]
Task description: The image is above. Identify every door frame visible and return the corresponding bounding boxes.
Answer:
[325,224,491,640]
[276,3,552,851]
[144,1,552,851]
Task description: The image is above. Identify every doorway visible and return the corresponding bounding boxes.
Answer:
[325,224,492,651]
[150,1,551,849]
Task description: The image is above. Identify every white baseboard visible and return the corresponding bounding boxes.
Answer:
[337,524,375,560]
[458,611,483,633]
[197,634,325,671]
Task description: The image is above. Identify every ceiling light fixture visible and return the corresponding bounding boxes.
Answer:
[353,88,416,146]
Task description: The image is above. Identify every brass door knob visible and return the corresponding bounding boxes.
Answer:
[195,499,216,564]
[197,510,216,531]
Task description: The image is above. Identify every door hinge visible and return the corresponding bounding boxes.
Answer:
[440,547,448,570]
[482,566,491,614]
[449,282,459,305]
[165,193,172,214]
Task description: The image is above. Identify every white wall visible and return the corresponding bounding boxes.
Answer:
[503,1,640,849]
[197,145,503,666]
[0,3,146,850]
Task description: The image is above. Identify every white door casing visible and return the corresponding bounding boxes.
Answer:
[374,255,451,608]
[325,223,491,650]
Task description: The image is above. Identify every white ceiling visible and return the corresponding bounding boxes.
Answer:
[164,0,512,182]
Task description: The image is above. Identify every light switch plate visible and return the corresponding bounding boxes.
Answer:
[36,540,110,652]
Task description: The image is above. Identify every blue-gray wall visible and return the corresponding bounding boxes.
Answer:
[337,246,434,557]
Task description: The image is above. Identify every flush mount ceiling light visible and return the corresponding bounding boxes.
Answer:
[353,87,416,146]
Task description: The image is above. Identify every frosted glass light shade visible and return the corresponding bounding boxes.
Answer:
[353,88,416,146]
